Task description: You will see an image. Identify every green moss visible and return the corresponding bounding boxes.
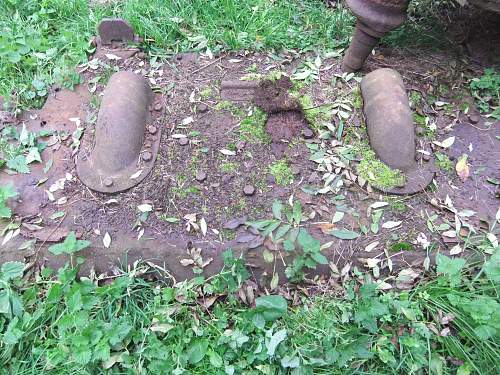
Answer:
[200,86,213,100]
[215,100,246,118]
[435,152,453,172]
[220,162,239,173]
[409,90,423,108]
[239,107,270,143]
[352,87,362,110]
[356,144,405,189]
[387,198,407,212]
[269,159,293,186]
[294,94,333,131]
[266,70,285,82]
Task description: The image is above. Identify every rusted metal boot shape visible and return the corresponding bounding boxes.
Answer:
[342,0,409,72]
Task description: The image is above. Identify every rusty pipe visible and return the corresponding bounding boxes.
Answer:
[342,0,409,72]
[360,68,434,194]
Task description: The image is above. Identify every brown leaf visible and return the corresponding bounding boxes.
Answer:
[455,154,469,182]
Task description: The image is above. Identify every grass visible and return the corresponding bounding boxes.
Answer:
[0,244,498,373]
[0,0,354,112]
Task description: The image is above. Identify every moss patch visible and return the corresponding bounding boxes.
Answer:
[356,144,405,189]
[293,94,333,131]
[239,107,270,143]
[215,100,246,118]
[220,162,239,173]
[435,152,453,172]
[269,159,293,186]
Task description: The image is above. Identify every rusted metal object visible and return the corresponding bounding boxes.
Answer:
[220,80,259,102]
[361,68,434,195]
[342,0,409,72]
[470,0,500,13]
[98,18,135,45]
[77,71,160,193]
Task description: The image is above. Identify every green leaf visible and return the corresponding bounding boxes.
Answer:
[186,339,208,364]
[310,251,328,265]
[292,200,302,224]
[297,228,320,253]
[267,328,287,356]
[48,232,91,255]
[436,253,465,279]
[208,350,223,368]
[7,155,30,173]
[247,219,278,231]
[255,295,287,322]
[272,200,282,220]
[275,224,291,241]
[1,261,25,281]
[483,250,500,283]
[329,229,359,240]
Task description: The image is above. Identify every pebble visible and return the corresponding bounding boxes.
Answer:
[154,102,163,111]
[243,185,255,196]
[195,171,207,182]
[197,103,208,113]
[415,126,424,136]
[302,128,314,139]
[178,137,189,146]
[468,114,480,124]
[422,153,431,162]
[148,125,157,135]
[142,151,152,162]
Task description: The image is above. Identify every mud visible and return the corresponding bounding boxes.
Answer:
[1,42,498,285]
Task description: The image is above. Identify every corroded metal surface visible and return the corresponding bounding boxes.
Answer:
[470,0,500,13]
[98,18,134,45]
[361,68,434,194]
[342,0,409,72]
[76,71,159,193]
[220,80,259,102]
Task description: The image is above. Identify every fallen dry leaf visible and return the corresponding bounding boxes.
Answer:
[455,154,470,182]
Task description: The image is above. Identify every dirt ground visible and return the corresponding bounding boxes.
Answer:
[1,33,498,286]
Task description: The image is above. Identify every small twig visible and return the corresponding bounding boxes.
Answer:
[190,57,223,75]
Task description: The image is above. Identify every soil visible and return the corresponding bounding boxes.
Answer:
[1,34,498,285]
